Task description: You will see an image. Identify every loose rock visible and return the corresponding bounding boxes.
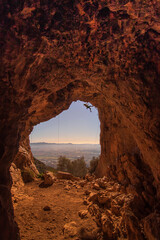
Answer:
[43,171,56,187]
[57,171,74,180]
[43,206,51,211]
[64,185,71,191]
[88,192,99,203]
[101,213,115,238]
[98,194,110,205]
[78,210,88,219]
[92,183,100,190]
[63,221,78,238]
[84,190,91,196]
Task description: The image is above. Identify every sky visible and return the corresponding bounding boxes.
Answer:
[30,101,100,144]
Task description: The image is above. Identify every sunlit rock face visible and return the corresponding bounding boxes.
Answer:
[13,137,39,185]
[0,0,160,239]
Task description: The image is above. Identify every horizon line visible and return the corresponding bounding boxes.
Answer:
[30,141,100,145]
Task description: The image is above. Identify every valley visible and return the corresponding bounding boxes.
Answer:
[31,143,101,168]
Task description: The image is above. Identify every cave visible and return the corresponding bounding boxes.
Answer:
[0,0,160,239]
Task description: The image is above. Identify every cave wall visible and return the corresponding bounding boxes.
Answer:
[14,138,38,174]
[0,0,160,239]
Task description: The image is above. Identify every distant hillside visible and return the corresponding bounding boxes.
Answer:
[33,157,56,174]
[31,142,56,145]
[31,142,73,145]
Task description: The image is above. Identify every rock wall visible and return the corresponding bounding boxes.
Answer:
[13,138,39,182]
[0,0,160,239]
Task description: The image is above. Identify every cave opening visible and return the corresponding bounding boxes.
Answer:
[29,100,101,173]
[11,100,103,240]
[9,83,159,240]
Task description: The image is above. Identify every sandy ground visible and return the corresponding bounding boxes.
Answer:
[12,179,99,240]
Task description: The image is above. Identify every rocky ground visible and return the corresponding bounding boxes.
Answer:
[11,165,153,240]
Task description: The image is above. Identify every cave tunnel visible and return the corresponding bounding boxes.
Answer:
[0,0,160,239]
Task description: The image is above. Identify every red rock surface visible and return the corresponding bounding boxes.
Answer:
[0,0,160,239]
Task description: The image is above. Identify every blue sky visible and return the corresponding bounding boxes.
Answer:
[30,101,100,144]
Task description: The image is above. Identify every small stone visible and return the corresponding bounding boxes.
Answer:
[79,180,87,187]
[85,174,94,182]
[78,210,88,219]
[84,190,91,195]
[88,204,101,218]
[113,183,121,191]
[43,206,51,211]
[111,202,120,216]
[114,194,125,206]
[46,227,51,231]
[64,185,70,190]
[92,183,100,190]
[88,192,99,203]
[83,200,89,205]
[97,178,107,189]
[101,213,114,237]
[98,194,110,205]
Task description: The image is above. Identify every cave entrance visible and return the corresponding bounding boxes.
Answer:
[29,100,101,175]
[11,100,102,240]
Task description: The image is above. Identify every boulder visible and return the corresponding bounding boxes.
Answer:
[63,221,78,238]
[57,171,74,180]
[78,227,98,240]
[43,171,55,187]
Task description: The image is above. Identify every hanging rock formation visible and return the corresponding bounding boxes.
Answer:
[0,0,160,239]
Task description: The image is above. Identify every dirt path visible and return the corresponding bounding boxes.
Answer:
[12,179,98,240]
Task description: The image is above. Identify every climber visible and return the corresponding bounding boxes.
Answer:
[84,103,93,112]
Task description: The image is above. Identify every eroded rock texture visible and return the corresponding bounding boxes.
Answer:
[0,0,160,239]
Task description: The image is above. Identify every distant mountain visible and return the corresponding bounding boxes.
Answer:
[31,142,55,145]
[30,142,100,145]
[30,142,73,145]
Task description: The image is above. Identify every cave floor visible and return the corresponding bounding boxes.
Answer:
[12,178,99,240]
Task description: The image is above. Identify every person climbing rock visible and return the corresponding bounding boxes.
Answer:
[84,103,93,112]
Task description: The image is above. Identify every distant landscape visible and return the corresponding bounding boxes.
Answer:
[30,142,101,168]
